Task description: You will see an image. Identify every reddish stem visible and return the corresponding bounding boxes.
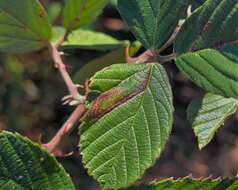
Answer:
[126,49,176,64]
[126,26,180,64]
[43,104,86,153]
[45,43,87,155]
[126,49,158,64]
[48,42,85,103]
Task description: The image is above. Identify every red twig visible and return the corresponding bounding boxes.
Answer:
[126,49,158,64]
[43,104,86,153]
[44,43,87,155]
[126,49,176,64]
[48,42,85,103]
[125,26,180,64]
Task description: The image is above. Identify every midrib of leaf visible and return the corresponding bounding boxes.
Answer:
[197,102,235,116]
[193,100,238,127]
[198,114,229,141]
[189,0,237,52]
[87,139,125,171]
[119,0,189,50]
[82,64,159,186]
[122,64,154,175]
[1,135,52,189]
[0,8,45,42]
[0,132,75,190]
[0,136,33,188]
[89,94,151,184]
[188,94,238,149]
[84,64,153,153]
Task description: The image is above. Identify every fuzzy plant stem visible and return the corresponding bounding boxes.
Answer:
[44,43,87,155]
[43,104,86,153]
[48,42,85,103]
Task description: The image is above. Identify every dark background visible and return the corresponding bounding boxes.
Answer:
[0,1,237,189]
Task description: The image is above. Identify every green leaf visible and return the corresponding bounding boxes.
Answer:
[0,131,75,190]
[187,93,238,149]
[176,49,238,99]
[117,0,189,50]
[63,0,109,30]
[175,0,238,99]
[0,179,23,190]
[62,29,127,51]
[0,0,52,53]
[51,26,66,45]
[175,0,238,54]
[79,63,174,189]
[128,177,238,190]
[191,0,207,8]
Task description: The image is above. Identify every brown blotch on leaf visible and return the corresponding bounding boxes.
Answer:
[89,88,124,119]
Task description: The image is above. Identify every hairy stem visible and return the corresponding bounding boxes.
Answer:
[43,104,86,153]
[45,43,87,155]
[48,42,85,103]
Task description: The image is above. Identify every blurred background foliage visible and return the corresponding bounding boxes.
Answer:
[0,0,238,189]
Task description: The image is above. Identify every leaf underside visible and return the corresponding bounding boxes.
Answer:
[117,0,189,50]
[175,0,238,99]
[0,0,51,53]
[0,131,75,190]
[128,177,238,190]
[187,93,238,149]
[79,63,173,189]
[63,0,109,30]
